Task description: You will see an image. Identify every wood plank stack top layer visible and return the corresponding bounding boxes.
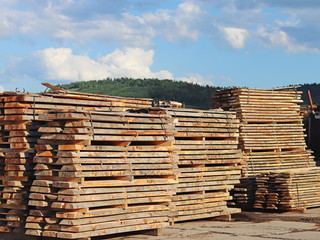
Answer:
[211,87,315,210]
[40,92,152,110]
[212,88,302,123]
[254,167,320,211]
[26,108,178,239]
[131,108,242,222]
[3,90,152,116]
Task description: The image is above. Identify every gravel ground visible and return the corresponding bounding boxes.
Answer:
[0,208,319,240]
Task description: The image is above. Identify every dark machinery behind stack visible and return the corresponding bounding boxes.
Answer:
[307,90,320,166]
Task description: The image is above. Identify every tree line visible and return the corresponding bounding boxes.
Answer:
[58,78,219,109]
[58,79,320,109]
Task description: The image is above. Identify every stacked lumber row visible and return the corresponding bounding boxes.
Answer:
[0,90,152,233]
[170,109,242,221]
[0,94,13,231]
[212,87,314,174]
[254,167,320,211]
[212,87,315,209]
[0,93,43,233]
[253,172,278,210]
[25,109,178,239]
[134,108,243,222]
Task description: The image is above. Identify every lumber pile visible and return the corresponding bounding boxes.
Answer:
[0,89,152,233]
[212,87,315,209]
[0,93,42,233]
[25,109,177,239]
[253,172,278,210]
[1,84,243,237]
[133,108,242,222]
[169,109,242,221]
[254,167,320,211]
[1,82,245,238]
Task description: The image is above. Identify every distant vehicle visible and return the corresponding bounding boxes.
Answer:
[154,100,183,108]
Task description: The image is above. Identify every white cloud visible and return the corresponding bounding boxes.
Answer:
[176,73,215,86]
[3,47,173,82]
[35,48,108,81]
[2,47,219,86]
[201,0,320,53]
[257,27,320,53]
[220,27,248,49]
[98,48,173,79]
[176,73,233,86]
[275,19,300,27]
[2,0,320,53]
[0,85,4,93]
[219,75,232,82]
[0,1,206,47]
[0,1,155,47]
[0,5,33,39]
[143,1,205,43]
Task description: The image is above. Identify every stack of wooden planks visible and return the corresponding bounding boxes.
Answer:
[133,108,243,222]
[0,94,13,232]
[0,88,152,234]
[1,84,244,238]
[253,172,278,210]
[0,93,42,233]
[0,82,246,238]
[212,87,315,209]
[254,167,320,211]
[25,109,178,239]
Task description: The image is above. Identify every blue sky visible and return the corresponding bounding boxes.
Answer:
[0,0,320,93]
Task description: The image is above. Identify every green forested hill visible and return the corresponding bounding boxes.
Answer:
[58,79,320,109]
[58,78,219,109]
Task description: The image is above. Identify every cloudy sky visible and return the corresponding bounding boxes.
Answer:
[0,0,320,93]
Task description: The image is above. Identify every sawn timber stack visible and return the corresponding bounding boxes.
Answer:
[131,108,242,222]
[254,167,320,211]
[212,87,315,210]
[25,109,178,239]
[0,89,152,233]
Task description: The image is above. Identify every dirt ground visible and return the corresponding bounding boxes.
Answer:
[0,208,319,240]
[114,208,320,240]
